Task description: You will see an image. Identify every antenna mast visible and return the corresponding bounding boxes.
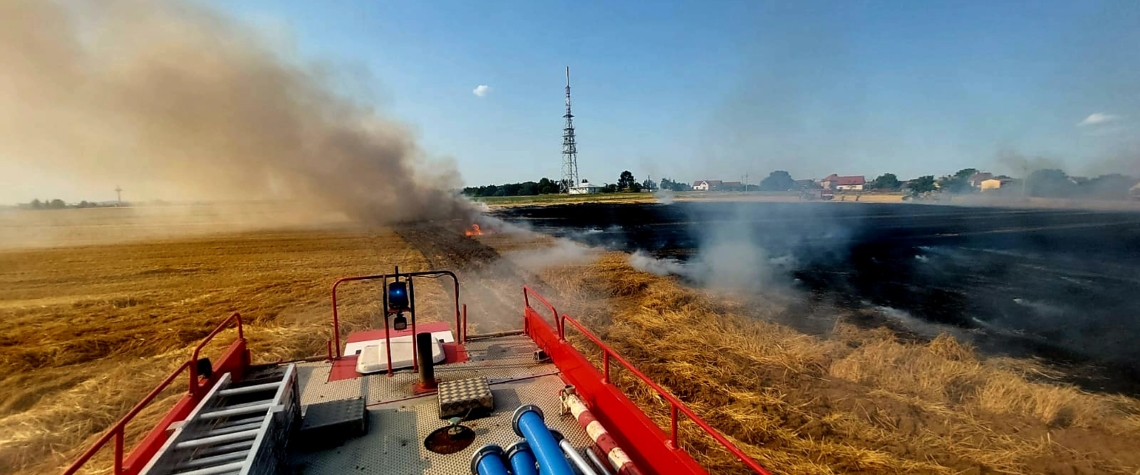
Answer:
[560,66,580,193]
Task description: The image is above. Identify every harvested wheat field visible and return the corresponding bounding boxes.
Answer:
[4,209,1140,475]
[0,211,452,475]
[482,233,1140,475]
[542,256,1140,474]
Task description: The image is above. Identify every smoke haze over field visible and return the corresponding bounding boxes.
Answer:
[0,0,473,223]
[501,202,1140,393]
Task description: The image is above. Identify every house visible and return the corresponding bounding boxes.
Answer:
[568,179,602,194]
[692,180,723,191]
[1130,181,1140,200]
[820,174,865,191]
[968,172,994,188]
[981,177,1014,191]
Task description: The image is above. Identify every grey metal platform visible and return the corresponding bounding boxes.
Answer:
[288,334,594,474]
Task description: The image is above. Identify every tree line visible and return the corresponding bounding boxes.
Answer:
[914,168,1136,199]
[462,171,659,197]
[1017,170,1134,199]
[461,178,560,197]
[463,168,1137,200]
[20,199,114,210]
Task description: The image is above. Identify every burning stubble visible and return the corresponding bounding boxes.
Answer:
[0,0,475,224]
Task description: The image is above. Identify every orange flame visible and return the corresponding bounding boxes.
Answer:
[464,224,483,237]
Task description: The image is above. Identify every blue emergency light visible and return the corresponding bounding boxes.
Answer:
[388,281,410,312]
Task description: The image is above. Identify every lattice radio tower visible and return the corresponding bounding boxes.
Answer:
[560,67,580,193]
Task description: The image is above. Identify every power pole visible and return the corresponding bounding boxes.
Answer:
[560,67,580,193]
[115,186,122,207]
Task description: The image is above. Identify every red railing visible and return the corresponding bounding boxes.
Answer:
[521,284,560,336]
[64,360,193,475]
[558,315,771,474]
[63,313,247,475]
[189,313,243,396]
[329,270,462,360]
[522,286,770,475]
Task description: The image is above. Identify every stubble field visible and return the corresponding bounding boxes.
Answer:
[3,205,1140,474]
[0,207,432,474]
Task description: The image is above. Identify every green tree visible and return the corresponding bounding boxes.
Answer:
[1082,174,1135,199]
[868,173,901,190]
[955,168,978,179]
[641,178,657,191]
[909,176,936,196]
[1026,169,1076,197]
[618,171,636,190]
[659,178,691,191]
[758,171,796,191]
[938,168,979,194]
[462,178,563,197]
[49,199,66,209]
[30,199,43,210]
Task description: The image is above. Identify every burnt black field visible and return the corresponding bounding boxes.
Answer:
[496,202,1140,393]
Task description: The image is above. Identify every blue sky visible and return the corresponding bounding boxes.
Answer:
[5,0,1136,205]
[205,0,1139,187]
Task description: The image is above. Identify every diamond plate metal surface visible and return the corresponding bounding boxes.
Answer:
[437,377,493,419]
[296,363,364,407]
[301,398,366,432]
[290,375,593,475]
[362,335,559,405]
[289,334,597,474]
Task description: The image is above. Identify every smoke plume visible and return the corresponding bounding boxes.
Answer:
[0,0,473,223]
[629,250,686,276]
[627,204,824,292]
[996,149,1065,177]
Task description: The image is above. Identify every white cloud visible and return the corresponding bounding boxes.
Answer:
[472,85,491,97]
[1077,112,1122,127]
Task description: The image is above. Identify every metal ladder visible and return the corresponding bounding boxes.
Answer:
[140,364,299,475]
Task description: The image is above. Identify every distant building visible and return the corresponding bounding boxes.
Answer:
[568,179,602,194]
[721,181,743,191]
[968,172,995,188]
[981,178,1014,191]
[1130,181,1140,200]
[692,180,723,191]
[820,174,865,191]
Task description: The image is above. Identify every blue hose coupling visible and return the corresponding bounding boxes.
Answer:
[511,404,544,436]
[505,440,539,475]
[511,404,574,475]
[470,444,508,475]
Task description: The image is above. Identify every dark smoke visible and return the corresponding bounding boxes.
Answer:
[996,149,1066,177]
[0,0,474,223]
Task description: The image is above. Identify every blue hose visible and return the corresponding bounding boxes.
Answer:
[470,444,509,475]
[512,405,574,475]
[505,440,539,475]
